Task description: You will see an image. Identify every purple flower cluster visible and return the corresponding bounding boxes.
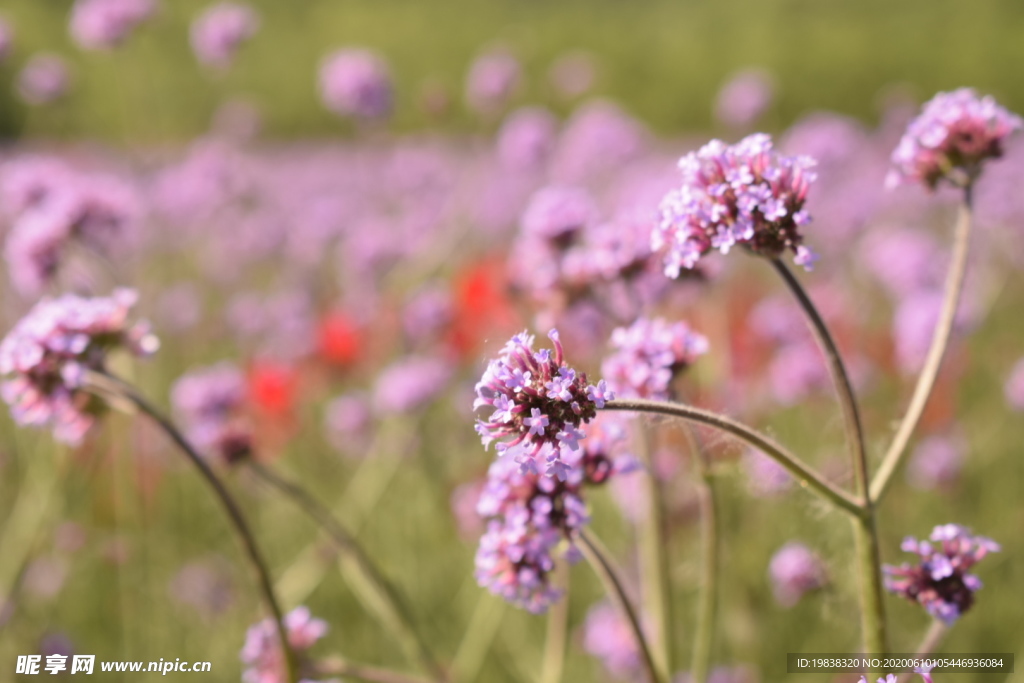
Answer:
[240,605,327,683]
[171,362,252,464]
[465,50,520,114]
[583,601,643,678]
[17,54,70,106]
[715,68,774,129]
[372,355,453,415]
[884,524,1000,625]
[319,48,393,121]
[887,88,1022,189]
[654,133,818,276]
[190,3,259,69]
[0,289,158,445]
[601,317,708,400]
[768,542,828,607]
[474,329,612,480]
[70,0,156,51]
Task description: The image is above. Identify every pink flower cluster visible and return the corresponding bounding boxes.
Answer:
[172,362,252,464]
[0,289,158,445]
[601,316,708,400]
[319,48,393,121]
[465,50,521,114]
[240,606,327,683]
[190,3,259,69]
[887,88,1022,189]
[654,133,818,276]
[883,524,1000,625]
[70,0,157,51]
[17,54,70,106]
[474,330,612,480]
[768,542,828,607]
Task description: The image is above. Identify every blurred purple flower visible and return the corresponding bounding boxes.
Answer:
[465,49,520,114]
[323,392,372,456]
[552,100,645,183]
[548,51,596,100]
[743,449,792,497]
[168,557,236,618]
[171,362,251,463]
[0,289,158,445]
[373,355,453,415]
[0,17,13,62]
[769,542,827,607]
[884,524,1000,624]
[655,134,818,276]
[497,107,558,171]
[240,605,327,683]
[907,433,964,490]
[583,601,642,678]
[521,186,596,241]
[70,0,156,51]
[601,317,708,400]
[319,48,393,121]
[17,54,70,106]
[190,3,259,69]
[1003,357,1024,410]
[859,227,943,298]
[402,284,454,346]
[888,88,1022,189]
[715,68,774,128]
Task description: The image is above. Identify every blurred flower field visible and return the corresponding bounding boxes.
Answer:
[0,2,1023,682]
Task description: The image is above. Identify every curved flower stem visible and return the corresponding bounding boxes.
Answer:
[602,399,863,517]
[578,530,663,683]
[895,621,947,683]
[871,186,974,502]
[769,259,888,657]
[83,371,300,683]
[246,460,446,683]
[681,425,717,683]
[316,657,433,683]
[539,562,569,683]
[633,423,674,682]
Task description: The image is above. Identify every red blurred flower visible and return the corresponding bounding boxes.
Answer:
[317,311,362,365]
[247,360,297,417]
[449,255,519,355]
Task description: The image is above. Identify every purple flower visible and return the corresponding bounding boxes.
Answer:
[1003,357,1024,410]
[497,107,558,171]
[319,48,393,121]
[887,88,1022,189]
[70,0,156,51]
[17,54,70,106]
[654,134,818,276]
[0,289,158,445]
[884,524,1000,625]
[474,330,611,480]
[548,51,595,100]
[240,605,327,683]
[323,392,372,456]
[520,186,596,241]
[743,449,792,497]
[0,17,14,62]
[583,601,643,678]
[768,542,827,607]
[601,317,708,400]
[372,355,453,415]
[715,68,774,128]
[465,49,520,115]
[190,3,259,69]
[171,362,252,464]
[907,433,964,490]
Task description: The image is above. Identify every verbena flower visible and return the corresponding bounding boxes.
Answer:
[171,362,252,464]
[465,49,520,115]
[654,133,818,276]
[887,88,1022,189]
[0,289,158,445]
[907,433,964,490]
[583,601,643,678]
[884,524,1000,625]
[768,542,828,607]
[17,54,70,106]
[372,355,453,415]
[240,606,327,683]
[601,317,708,400]
[715,68,774,128]
[319,48,393,121]
[70,0,156,51]
[497,107,558,171]
[190,3,259,69]
[474,329,611,480]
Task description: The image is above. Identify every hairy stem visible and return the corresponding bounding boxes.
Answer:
[770,259,888,656]
[86,371,299,683]
[246,461,445,682]
[871,187,974,502]
[633,423,674,681]
[578,530,663,683]
[602,399,863,517]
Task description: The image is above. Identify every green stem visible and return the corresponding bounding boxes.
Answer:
[247,461,445,683]
[602,399,863,517]
[539,562,570,683]
[85,371,300,683]
[683,425,717,683]
[770,259,888,657]
[633,423,673,681]
[871,187,974,502]
[578,530,663,683]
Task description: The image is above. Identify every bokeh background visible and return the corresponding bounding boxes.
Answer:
[0,1,1022,682]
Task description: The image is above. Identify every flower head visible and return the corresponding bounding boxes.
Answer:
[654,133,817,276]
[17,54,70,106]
[769,542,828,607]
[372,355,453,415]
[884,524,1000,625]
[601,317,707,400]
[887,88,1022,189]
[474,330,611,480]
[0,289,158,445]
[190,3,259,69]
[465,50,520,114]
[240,606,327,683]
[172,362,252,464]
[319,48,393,120]
[70,0,156,51]
[583,601,643,678]
[715,68,774,128]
